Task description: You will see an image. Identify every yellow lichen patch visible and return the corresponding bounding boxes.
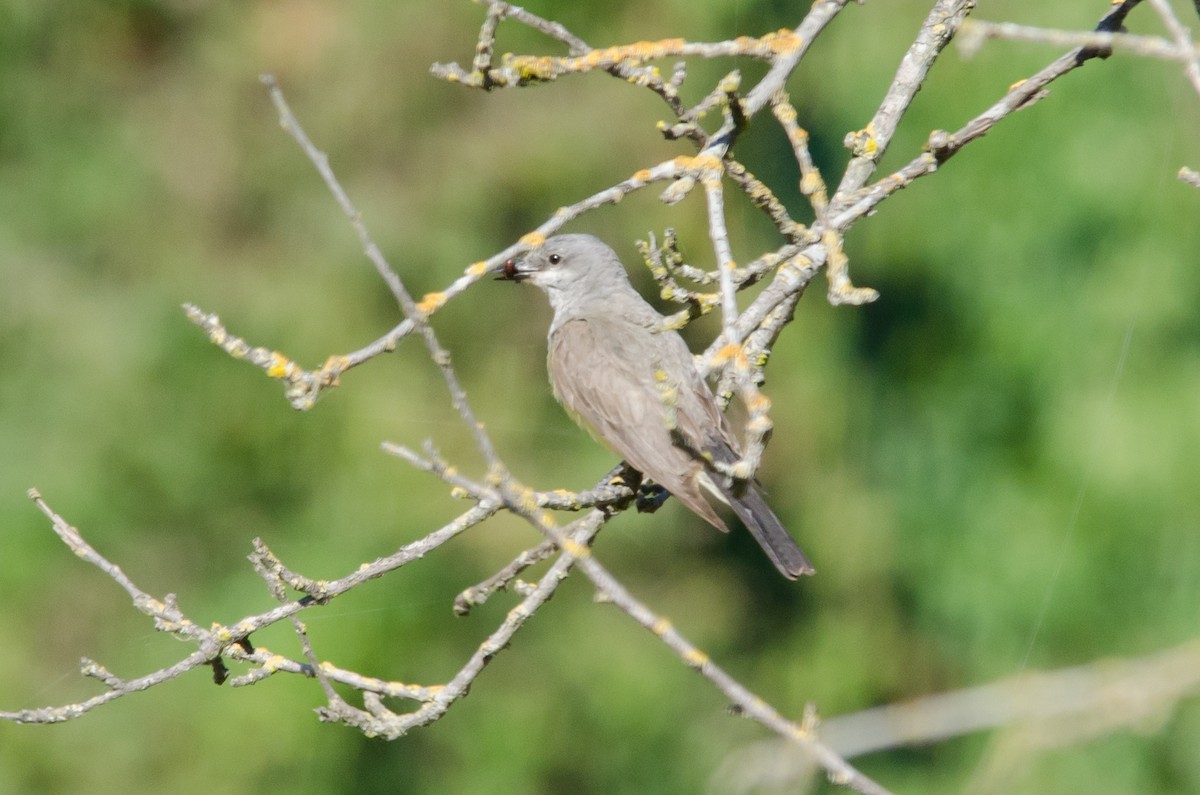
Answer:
[670,154,694,172]
[745,391,772,414]
[559,539,591,559]
[632,168,652,182]
[765,29,803,56]
[1009,78,1027,92]
[700,171,724,190]
[466,260,489,277]
[747,415,773,436]
[660,312,690,331]
[417,291,447,315]
[683,648,710,668]
[513,55,556,81]
[711,342,743,365]
[516,487,540,514]
[657,38,686,53]
[800,171,824,196]
[266,352,293,379]
[322,354,349,372]
[847,126,878,158]
[600,38,685,65]
[520,231,546,248]
[652,617,672,636]
[688,154,723,173]
[581,48,613,69]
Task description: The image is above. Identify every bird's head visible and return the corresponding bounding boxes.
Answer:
[499,234,633,315]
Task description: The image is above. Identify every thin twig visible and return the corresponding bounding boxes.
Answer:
[714,637,1200,791]
[959,18,1199,66]
[829,0,1148,232]
[260,74,502,469]
[1147,0,1200,97]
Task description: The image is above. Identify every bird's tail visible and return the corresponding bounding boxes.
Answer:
[719,480,815,579]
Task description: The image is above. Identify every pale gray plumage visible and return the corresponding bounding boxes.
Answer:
[502,233,814,579]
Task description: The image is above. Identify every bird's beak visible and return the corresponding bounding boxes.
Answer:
[496,255,532,282]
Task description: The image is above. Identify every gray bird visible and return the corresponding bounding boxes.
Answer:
[501,233,814,579]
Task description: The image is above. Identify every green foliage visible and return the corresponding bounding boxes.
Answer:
[2,1,1199,792]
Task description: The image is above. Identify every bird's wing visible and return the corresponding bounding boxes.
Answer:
[549,316,813,577]
[548,317,726,529]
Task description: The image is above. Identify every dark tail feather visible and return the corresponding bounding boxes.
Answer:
[721,483,815,579]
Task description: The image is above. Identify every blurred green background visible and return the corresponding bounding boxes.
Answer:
[2,1,1199,792]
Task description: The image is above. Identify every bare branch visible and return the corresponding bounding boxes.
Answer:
[1148,0,1200,97]
[315,515,607,738]
[833,0,975,200]
[713,638,1200,792]
[959,18,1199,66]
[830,0,1150,231]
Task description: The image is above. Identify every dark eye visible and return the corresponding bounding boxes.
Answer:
[548,253,562,265]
